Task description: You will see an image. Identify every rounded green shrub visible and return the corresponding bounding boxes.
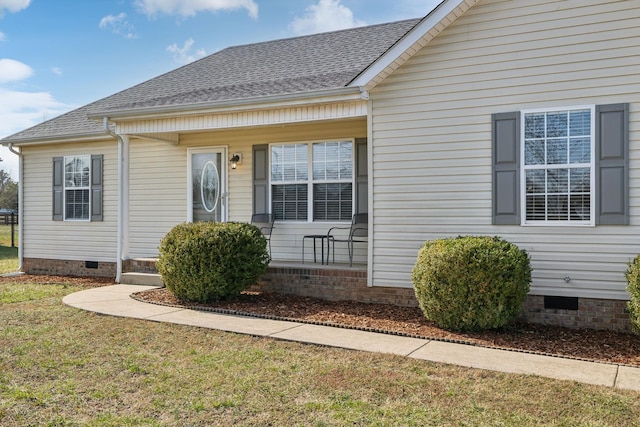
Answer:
[625,256,640,334]
[157,221,270,303]
[411,236,531,332]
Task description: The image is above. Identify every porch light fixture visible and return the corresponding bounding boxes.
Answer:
[230,153,241,169]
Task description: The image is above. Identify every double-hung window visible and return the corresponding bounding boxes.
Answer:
[492,103,628,226]
[53,154,103,222]
[64,155,91,220]
[522,107,594,225]
[270,140,353,221]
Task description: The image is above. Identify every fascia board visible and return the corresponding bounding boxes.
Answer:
[1,133,115,147]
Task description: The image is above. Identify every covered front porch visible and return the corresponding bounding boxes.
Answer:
[116,113,371,270]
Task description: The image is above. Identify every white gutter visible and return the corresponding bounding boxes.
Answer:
[89,86,367,121]
[103,118,128,283]
[2,133,113,147]
[7,143,23,273]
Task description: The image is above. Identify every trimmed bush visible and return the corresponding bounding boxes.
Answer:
[411,236,531,332]
[625,256,640,334]
[157,221,270,303]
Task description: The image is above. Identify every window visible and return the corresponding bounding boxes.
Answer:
[522,107,594,224]
[270,140,353,221]
[492,103,628,226]
[53,155,103,222]
[64,155,91,220]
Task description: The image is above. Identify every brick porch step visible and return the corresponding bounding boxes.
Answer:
[120,272,164,287]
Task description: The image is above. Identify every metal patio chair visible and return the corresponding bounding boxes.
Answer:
[327,213,368,266]
[251,213,275,255]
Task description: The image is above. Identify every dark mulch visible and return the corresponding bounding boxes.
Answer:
[134,288,640,367]
[0,274,114,286]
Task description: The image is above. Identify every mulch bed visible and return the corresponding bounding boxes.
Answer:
[133,288,640,367]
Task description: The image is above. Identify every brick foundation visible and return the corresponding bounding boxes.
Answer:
[23,258,116,278]
[123,258,158,274]
[520,295,632,333]
[253,265,418,307]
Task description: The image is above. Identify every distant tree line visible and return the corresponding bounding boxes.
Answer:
[0,170,18,212]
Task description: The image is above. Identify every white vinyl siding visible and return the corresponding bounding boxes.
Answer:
[21,141,117,262]
[128,139,188,258]
[369,0,640,300]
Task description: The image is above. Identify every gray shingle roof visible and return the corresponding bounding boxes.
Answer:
[3,18,420,143]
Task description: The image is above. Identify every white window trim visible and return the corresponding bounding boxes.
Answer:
[269,138,356,223]
[63,155,91,222]
[520,105,595,227]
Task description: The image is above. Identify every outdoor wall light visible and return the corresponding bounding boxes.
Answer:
[230,153,241,169]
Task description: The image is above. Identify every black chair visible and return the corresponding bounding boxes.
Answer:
[251,213,275,255]
[327,213,368,266]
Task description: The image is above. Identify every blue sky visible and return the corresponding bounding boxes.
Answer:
[0,0,441,179]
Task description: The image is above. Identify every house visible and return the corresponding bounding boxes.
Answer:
[3,0,638,332]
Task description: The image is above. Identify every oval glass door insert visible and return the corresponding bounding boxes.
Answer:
[200,160,220,213]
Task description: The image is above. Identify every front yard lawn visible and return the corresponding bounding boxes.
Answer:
[1,278,640,426]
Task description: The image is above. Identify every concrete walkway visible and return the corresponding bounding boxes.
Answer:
[63,284,640,392]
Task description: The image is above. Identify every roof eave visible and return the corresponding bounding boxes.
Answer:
[349,0,480,90]
[88,86,368,122]
[1,132,114,147]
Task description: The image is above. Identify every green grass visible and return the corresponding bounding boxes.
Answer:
[1,281,640,426]
[0,224,18,274]
[0,224,18,247]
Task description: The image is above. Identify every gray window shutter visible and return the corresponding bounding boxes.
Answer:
[52,157,64,221]
[91,155,103,222]
[595,103,629,225]
[355,138,368,214]
[492,112,521,225]
[253,144,269,215]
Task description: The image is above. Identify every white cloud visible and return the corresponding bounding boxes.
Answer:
[167,38,206,64]
[0,56,72,180]
[290,0,366,36]
[0,58,32,83]
[51,66,62,76]
[0,0,30,15]
[135,0,258,19]
[0,88,73,180]
[99,12,138,39]
[0,68,73,140]
[0,88,70,136]
[0,0,29,48]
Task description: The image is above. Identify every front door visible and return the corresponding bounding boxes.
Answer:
[189,148,227,222]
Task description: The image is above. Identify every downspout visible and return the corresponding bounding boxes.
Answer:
[7,143,23,273]
[366,96,374,287]
[103,118,127,283]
